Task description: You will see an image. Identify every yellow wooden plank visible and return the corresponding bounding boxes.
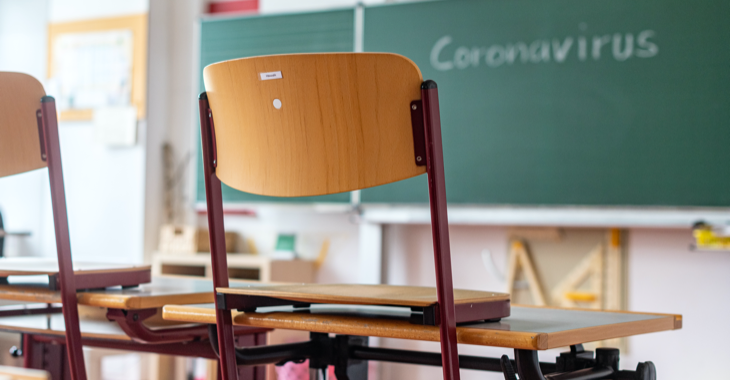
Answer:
[163,304,680,351]
[0,72,46,178]
[205,53,426,197]
[0,365,50,380]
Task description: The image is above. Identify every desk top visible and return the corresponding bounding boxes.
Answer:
[0,258,150,277]
[0,312,130,341]
[0,276,263,310]
[162,304,681,350]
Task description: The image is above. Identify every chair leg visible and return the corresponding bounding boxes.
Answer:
[199,93,239,380]
[41,97,87,380]
[421,81,460,380]
[214,309,239,380]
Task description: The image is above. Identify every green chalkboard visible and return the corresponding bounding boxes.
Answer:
[196,9,355,203]
[362,0,730,206]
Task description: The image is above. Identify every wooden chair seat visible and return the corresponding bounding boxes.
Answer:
[217,284,510,325]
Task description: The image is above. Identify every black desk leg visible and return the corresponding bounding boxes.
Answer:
[307,333,368,380]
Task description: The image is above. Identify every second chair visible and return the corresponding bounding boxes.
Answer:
[197,53,510,380]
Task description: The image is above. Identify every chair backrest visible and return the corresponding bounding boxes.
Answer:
[203,53,426,197]
[0,72,46,178]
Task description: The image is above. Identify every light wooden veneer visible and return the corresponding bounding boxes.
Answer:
[204,53,426,197]
[0,365,49,380]
[0,276,266,310]
[0,72,46,178]
[162,304,681,351]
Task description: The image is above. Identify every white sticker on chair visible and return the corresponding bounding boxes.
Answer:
[260,71,283,80]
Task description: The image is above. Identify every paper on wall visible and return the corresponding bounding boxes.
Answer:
[50,29,133,111]
[93,106,137,146]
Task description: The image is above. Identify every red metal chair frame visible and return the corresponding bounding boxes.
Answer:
[17,97,149,379]
[199,79,461,380]
[38,97,87,380]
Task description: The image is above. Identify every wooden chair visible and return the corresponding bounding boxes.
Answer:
[0,72,151,380]
[198,53,510,380]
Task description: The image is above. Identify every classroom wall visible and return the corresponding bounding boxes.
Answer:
[47,0,149,265]
[0,0,149,264]
[145,0,208,262]
[380,225,729,380]
[49,0,148,23]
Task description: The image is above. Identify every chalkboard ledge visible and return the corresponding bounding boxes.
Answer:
[193,202,730,228]
[360,205,730,229]
[195,202,353,217]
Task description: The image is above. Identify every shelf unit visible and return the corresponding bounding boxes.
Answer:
[151,253,316,283]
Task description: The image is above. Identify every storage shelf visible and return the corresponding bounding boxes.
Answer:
[151,253,315,283]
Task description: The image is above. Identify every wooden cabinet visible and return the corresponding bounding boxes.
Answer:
[151,253,316,283]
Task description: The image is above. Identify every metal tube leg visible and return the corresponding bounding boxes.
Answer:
[235,333,267,380]
[23,334,38,370]
[514,350,546,380]
[40,98,87,380]
[199,93,239,380]
[421,81,461,380]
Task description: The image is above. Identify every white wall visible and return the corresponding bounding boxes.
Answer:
[49,0,149,264]
[625,229,730,379]
[49,0,148,23]
[0,0,149,264]
[145,0,208,262]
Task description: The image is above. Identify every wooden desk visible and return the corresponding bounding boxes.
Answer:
[163,304,681,351]
[0,313,131,341]
[0,258,151,290]
[164,303,680,379]
[0,365,48,380]
[0,276,271,380]
[0,311,266,380]
[0,275,260,309]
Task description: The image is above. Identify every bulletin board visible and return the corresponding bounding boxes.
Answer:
[47,14,148,121]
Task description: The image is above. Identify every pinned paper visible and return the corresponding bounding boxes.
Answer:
[93,106,137,146]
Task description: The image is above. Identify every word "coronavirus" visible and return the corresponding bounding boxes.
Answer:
[430,30,658,71]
